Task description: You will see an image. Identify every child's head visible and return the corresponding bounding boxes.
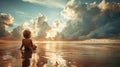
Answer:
[23,29,31,39]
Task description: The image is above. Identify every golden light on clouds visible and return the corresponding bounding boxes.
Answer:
[46,28,58,39]
[61,0,77,20]
[0,13,14,25]
[61,7,77,19]
[46,19,66,39]
[21,22,39,38]
[98,0,109,11]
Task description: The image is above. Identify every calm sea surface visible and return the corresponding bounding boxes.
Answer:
[0,42,120,67]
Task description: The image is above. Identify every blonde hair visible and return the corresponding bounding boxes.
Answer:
[23,29,31,38]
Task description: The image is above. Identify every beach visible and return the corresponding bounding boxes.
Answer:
[0,42,120,67]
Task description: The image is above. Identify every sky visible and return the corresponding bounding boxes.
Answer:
[0,0,120,40]
[0,0,119,27]
[0,0,67,27]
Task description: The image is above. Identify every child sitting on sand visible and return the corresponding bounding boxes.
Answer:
[20,29,36,51]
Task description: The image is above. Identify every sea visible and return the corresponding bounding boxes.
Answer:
[0,41,120,67]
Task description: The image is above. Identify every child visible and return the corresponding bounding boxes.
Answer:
[20,29,36,52]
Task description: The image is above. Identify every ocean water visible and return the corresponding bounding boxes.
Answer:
[0,42,120,67]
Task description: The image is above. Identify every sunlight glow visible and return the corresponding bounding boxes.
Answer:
[98,0,109,11]
[44,53,67,67]
[30,52,39,67]
[46,19,66,39]
[61,0,77,20]
[21,21,39,38]
[61,7,77,19]
[46,29,57,39]
[44,43,67,67]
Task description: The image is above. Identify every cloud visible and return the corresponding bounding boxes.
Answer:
[0,13,14,26]
[15,11,25,15]
[60,0,120,40]
[46,19,66,39]
[12,22,33,39]
[61,0,78,19]
[2,0,120,40]
[36,14,51,39]
[11,25,24,39]
[22,0,66,8]
[0,13,14,38]
[11,13,50,39]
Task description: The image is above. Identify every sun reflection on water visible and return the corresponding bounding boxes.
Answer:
[30,52,39,67]
[44,43,67,67]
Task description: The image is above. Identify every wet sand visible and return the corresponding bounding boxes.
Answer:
[0,42,120,67]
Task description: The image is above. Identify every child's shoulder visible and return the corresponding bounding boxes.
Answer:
[22,38,32,41]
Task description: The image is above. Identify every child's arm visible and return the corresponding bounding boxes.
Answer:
[30,39,35,50]
[30,39,37,50]
[20,39,24,50]
[30,39,34,47]
[20,44,23,50]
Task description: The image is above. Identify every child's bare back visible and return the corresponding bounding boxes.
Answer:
[20,29,36,51]
[22,38,33,51]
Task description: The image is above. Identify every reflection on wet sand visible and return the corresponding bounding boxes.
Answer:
[20,43,69,67]
[21,50,39,67]
[30,52,39,67]
[0,43,120,67]
[44,43,67,67]
[43,53,67,67]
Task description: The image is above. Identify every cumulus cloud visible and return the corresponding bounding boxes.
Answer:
[4,0,120,40]
[0,13,14,38]
[11,24,25,39]
[22,0,66,8]
[46,19,66,40]
[61,0,78,19]
[11,13,50,39]
[60,0,120,40]
[0,13,13,26]
[36,14,51,39]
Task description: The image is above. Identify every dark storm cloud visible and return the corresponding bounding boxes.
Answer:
[60,0,120,40]
[0,13,14,37]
